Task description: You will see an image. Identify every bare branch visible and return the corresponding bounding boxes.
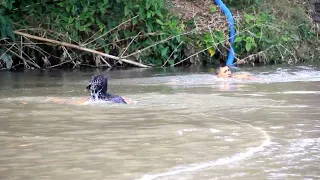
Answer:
[14,31,150,68]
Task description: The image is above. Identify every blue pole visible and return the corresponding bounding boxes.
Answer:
[214,0,236,66]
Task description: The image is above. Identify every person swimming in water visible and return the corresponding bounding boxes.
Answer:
[86,75,128,104]
[216,64,259,80]
[45,74,130,105]
[165,64,259,86]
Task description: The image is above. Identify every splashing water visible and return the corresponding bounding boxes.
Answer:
[106,66,320,88]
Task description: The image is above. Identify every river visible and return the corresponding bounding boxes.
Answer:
[0,64,319,180]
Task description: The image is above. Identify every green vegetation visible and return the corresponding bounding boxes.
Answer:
[229,0,319,64]
[0,0,187,69]
[0,0,319,70]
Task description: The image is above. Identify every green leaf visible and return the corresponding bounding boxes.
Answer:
[161,46,169,57]
[96,18,105,30]
[245,36,255,52]
[156,19,164,25]
[209,6,217,13]
[245,43,251,52]
[132,18,138,25]
[139,7,145,19]
[147,11,152,18]
[234,36,243,43]
[124,6,129,16]
[79,25,89,31]
[97,38,107,47]
[156,10,163,18]
[75,20,80,30]
[100,7,106,14]
[68,16,73,24]
[57,2,64,7]
[146,22,153,32]
[146,0,151,9]
[244,13,255,24]
[168,59,174,65]
[173,53,178,59]
[6,25,15,41]
[6,0,13,10]
[176,36,181,42]
[0,26,7,39]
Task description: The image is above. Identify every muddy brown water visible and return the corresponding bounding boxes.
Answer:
[0,65,319,180]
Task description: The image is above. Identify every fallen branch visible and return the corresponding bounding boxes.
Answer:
[13,31,150,68]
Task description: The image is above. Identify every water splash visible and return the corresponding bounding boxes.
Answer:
[109,67,320,88]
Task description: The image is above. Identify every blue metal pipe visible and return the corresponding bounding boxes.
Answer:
[214,0,236,66]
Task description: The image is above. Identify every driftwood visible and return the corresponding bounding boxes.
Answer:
[13,31,150,68]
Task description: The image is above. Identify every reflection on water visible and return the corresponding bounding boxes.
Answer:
[0,64,319,180]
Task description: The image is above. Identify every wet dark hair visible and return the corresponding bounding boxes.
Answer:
[215,63,228,75]
[86,74,127,104]
[86,75,109,95]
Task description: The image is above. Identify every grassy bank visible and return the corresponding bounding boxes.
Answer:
[0,0,319,70]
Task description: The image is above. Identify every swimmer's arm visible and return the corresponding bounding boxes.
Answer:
[48,97,89,105]
[122,97,134,104]
[73,98,90,105]
[232,74,261,80]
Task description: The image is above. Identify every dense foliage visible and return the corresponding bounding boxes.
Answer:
[0,0,319,70]
[230,0,319,64]
[0,0,187,69]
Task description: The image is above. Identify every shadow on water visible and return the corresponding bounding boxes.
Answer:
[0,63,319,180]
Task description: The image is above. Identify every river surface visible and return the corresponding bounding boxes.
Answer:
[0,65,319,180]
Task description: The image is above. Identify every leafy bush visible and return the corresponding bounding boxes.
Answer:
[228,0,319,64]
[0,0,318,69]
[0,0,187,69]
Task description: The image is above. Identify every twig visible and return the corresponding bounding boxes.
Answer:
[120,32,141,58]
[122,32,190,59]
[61,46,76,67]
[0,44,15,59]
[83,15,139,46]
[275,45,284,61]
[162,41,184,67]
[12,63,24,69]
[17,27,68,39]
[6,41,40,69]
[13,49,41,69]
[172,45,214,67]
[123,21,262,60]
[8,49,29,69]
[171,24,263,67]
[94,32,165,50]
[14,31,150,68]
[239,45,277,63]
[16,35,72,63]
[99,56,112,68]
[20,36,23,58]
[278,44,298,63]
[12,45,41,69]
[45,60,75,68]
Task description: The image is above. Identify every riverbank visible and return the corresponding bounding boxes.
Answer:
[0,0,319,70]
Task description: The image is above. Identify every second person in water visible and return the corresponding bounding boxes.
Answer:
[216,64,260,80]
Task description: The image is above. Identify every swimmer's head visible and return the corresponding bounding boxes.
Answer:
[216,64,232,78]
[86,75,108,100]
